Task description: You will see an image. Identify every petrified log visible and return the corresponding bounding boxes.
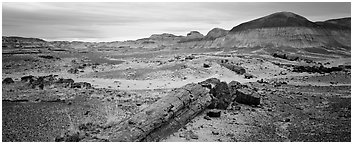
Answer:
[235,87,261,106]
[199,78,233,109]
[108,83,212,142]
[209,81,232,109]
[220,63,246,75]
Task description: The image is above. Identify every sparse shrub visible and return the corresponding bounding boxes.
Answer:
[104,104,127,128]
[55,108,84,142]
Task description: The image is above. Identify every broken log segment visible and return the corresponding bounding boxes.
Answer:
[235,87,261,106]
[108,83,212,142]
[199,78,233,109]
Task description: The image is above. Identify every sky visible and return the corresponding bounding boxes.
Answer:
[2,2,351,42]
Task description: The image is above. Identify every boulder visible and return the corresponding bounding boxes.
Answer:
[257,79,268,84]
[2,78,14,84]
[21,75,36,83]
[209,82,232,109]
[198,78,221,89]
[185,55,195,60]
[206,109,221,117]
[235,88,261,106]
[71,82,92,89]
[28,75,57,89]
[203,63,211,68]
[228,80,242,95]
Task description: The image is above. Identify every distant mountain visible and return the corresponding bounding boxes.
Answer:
[324,17,350,27]
[178,31,204,43]
[2,36,46,43]
[229,12,318,33]
[315,17,351,29]
[2,36,48,49]
[148,33,182,40]
[204,28,228,40]
[2,11,351,52]
[217,12,351,49]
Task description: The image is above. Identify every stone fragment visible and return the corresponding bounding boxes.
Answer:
[206,109,221,118]
[235,88,261,106]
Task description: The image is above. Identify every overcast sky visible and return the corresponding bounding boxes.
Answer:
[2,2,351,42]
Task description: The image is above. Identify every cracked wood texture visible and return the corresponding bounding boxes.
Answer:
[109,83,212,142]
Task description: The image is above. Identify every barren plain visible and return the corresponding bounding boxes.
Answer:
[2,12,351,142]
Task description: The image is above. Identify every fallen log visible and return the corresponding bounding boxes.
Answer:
[108,83,212,142]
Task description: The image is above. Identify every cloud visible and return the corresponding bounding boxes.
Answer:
[2,2,350,41]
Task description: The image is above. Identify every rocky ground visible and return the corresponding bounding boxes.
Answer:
[2,47,351,142]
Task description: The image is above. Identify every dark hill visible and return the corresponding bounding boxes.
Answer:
[315,17,351,30]
[2,36,46,43]
[229,12,318,33]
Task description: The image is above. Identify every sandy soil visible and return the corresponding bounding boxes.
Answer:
[2,48,351,142]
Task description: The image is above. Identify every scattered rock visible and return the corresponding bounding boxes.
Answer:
[232,105,241,111]
[280,71,287,75]
[56,78,75,87]
[228,81,242,94]
[136,102,142,106]
[68,68,79,74]
[84,111,90,115]
[3,77,14,84]
[55,131,84,142]
[257,79,269,84]
[272,53,300,61]
[283,118,291,122]
[203,63,211,68]
[212,131,220,135]
[244,73,255,79]
[204,115,211,120]
[207,109,221,117]
[38,55,56,59]
[184,130,199,140]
